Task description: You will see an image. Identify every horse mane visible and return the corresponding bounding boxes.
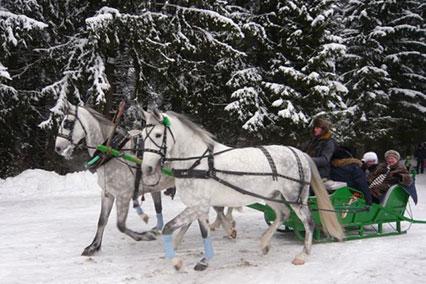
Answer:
[166,111,216,147]
[82,106,114,138]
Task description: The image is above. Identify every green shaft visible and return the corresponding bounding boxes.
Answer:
[95,144,174,177]
[96,144,143,164]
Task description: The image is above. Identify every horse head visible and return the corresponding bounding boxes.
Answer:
[55,103,88,159]
[141,109,175,185]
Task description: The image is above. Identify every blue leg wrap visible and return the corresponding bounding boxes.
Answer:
[203,237,214,260]
[135,206,144,215]
[156,213,164,230]
[162,234,176,259]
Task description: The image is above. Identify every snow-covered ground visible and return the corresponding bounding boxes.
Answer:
[1,169,425,284]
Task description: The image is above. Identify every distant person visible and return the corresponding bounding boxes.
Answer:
[404,155,413,172]
[330,146,372,204]
[414,142,426,174]
[361,151,379,176]
[302,117,337,179]
[368,150,412,203]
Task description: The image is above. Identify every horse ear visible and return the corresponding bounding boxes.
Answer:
[141,110,150,121]
[153,108,163,121]
[63,101,71,114]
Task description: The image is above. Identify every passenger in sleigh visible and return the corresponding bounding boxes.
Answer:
[368,150,412,203]
[302,117,337,180]
[329,146,372,204]
[361,151,379,176]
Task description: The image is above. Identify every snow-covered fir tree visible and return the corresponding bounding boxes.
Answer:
[226,0,347,144]
[0,4,49,177]
[0,0,424,176]
[339,0,425,151]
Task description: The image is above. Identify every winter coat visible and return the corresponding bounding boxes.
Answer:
[303,131,337,179]
[361,162,378,176]
[368,162,412,201]
[331,158,372,204]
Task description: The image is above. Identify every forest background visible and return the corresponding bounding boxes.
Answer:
[1,0,425,178]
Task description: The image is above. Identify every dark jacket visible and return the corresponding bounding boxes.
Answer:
[361,162,378,176]
[303,131,337,178]
[414,143,426,159]
[368,162,412,201]
[330,157,372,204]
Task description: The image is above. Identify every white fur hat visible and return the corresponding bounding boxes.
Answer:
[384,149,401,161]
[362,152,378,164]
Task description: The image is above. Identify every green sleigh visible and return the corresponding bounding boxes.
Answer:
[249,181,426,242]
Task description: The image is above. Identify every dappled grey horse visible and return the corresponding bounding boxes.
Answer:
[55,103,175,255]
[141,110,344,271]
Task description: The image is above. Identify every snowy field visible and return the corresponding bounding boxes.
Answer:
[1,169,425,284]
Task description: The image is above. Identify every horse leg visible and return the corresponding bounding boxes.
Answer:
[225,207,237,237]
[151,191,164,234]
[194,212,214,271]
[210,206,223,231]
[162,207,199,271]
[288,204,314,265]
[226,207,239,227]
[211,207,237,239]
[260,201,283,255]
[82,191,115,256]
[116,195,156,241]
[173,223,192,249]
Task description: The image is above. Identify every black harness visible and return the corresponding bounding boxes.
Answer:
[142,121,309,206]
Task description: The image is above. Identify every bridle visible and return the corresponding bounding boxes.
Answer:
[142,116,175,168]
[57,106,88,147]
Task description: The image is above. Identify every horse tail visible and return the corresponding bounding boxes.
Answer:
[306,155,345,241]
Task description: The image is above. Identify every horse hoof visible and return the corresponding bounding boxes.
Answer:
[172,257,183,271]
[150,227,162,236]
[144,231,157,241]
[230,229,237,239]
[194,258,208,271]
[292,258,305,265]
[262,245,270,255]
[81,246,99,256]
[136,231,157,241]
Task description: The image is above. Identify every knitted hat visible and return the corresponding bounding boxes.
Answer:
[312,117,331,132]
[362,152,378,164]
[384,150,400,161]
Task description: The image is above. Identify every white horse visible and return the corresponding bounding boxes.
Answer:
[141,110,344,271]
[55,103,175,256]
[54,103,236,255]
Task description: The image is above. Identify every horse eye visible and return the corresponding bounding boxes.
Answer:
[155,133,162,138]
[63,120,74,130]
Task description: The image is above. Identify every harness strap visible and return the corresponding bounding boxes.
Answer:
[133,135,145,203]
[213,169,310,185]
[287,146,306,203]
[165,148,234,161]
[209,175,301,205]
[258,146,278,181]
